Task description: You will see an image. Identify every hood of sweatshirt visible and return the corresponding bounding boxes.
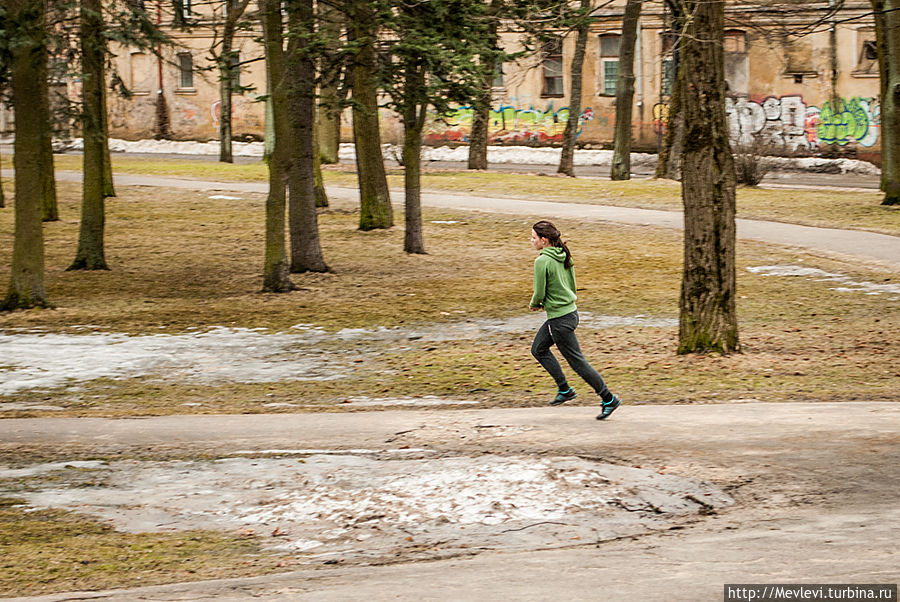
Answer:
[540,246,568,263]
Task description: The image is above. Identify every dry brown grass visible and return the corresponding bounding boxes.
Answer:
[0,177,897,595]
[0,181,896,416]
[42,153,900,235]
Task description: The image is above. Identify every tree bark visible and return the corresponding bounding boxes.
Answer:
[101,76,116,197]
[218,0,250,163]
[260,0,295,292]
[69,0,110,271]
[314,121,329,207]
[316,0,343,165]
[872,0,900,205]
[38,17,57,222]
[610,0,642,180]
[219,34,234,163]
[558,0,590,177]
[349,0,393,230]
[677,0,739,354]
[402,64,427,255]
[3,0,51,309]
[468,0,502,171]
[286,0,329,272]
[655,0,684,180]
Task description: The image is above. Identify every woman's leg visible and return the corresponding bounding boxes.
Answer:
[531,320,568,389]
[549,312,612,401]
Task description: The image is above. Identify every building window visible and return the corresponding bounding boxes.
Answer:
[599,33,620,96]
[177,53,194,89]
[784,37,816,77]
[228,52,241,92]
[660,32,675,97]
[493,62,504,88]
[724,29,748,94]
[724,30,747,53]
[542,40,564,96]
[661,58,675,96]
[130,51,150,94]
[854,28,878,76]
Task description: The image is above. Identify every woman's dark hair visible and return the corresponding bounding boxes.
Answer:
[533,220,573,269]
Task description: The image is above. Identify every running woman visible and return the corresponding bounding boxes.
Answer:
[529,220,623,420]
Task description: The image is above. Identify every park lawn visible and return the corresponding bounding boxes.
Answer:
[0,496,291,597]
[43,153,900,235]
[0,181,897,594]
[0,181,896,417]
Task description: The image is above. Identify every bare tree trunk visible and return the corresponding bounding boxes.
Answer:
[558,0,590,177]
[403,65,427,255]
[655,0,683,180]
[467,63,493,170]
[350,0,393,230]
[219,36,234,163]
[316,0,343,165]
[677,0,739,354]
[467,0,502,171]
[218,1,250,164]
[38,19,57,222]
[610,0,643,180]
[286,0,329,272]
[314,121,329,207]
[69,0,109,271]
[260,0,295,292]
[101,78,115,197]
[872,0,900,205]
[3,0,50,309]
[0,152,5,208]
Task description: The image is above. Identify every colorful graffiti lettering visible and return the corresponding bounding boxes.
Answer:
[656,95,880,151]
[817,97,880,147]
[425,105,594,145]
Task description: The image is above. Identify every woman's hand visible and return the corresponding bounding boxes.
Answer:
[529,305,542,312]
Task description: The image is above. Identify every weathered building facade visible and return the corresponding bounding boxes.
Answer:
[98,0,881,161]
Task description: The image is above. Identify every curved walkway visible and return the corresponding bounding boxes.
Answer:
[51,171,900,270]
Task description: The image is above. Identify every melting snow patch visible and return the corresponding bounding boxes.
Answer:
[208,195,242,200]
[0,314,674,395]
[747,265,900,297]
[0,327,343,395]
[14,454,733,561]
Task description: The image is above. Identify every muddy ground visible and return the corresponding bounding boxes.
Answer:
[2,401,898,601]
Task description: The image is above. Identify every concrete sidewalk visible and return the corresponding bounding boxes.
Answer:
[47,171,900,269]
[3,402,899,601]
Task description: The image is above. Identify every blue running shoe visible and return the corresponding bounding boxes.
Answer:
[596,394,622,420]
[550,388,577,406]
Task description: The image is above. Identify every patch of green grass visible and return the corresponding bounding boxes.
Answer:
[0,504,286,597]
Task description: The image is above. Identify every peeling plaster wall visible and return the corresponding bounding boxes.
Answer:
[98,3,881,160]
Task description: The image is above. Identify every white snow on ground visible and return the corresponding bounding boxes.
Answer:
[747,265,900,297]
[13,454,733,559]
[0,313,675,396]
[0,326,341,395]
[48,137,880,174]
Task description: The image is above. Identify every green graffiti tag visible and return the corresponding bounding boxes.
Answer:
[817,97,871,146]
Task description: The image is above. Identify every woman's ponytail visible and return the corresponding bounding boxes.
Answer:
[532,220,573,269]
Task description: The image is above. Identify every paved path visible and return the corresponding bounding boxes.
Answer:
[48,171,900,269]
[3,402,899,601]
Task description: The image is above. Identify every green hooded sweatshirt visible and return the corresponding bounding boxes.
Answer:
[530,246,577,319]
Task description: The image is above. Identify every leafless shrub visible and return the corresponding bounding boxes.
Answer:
[733,137,779,187]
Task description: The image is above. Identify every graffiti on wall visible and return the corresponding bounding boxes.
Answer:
[653,95,880,151]
[424,104,595,145]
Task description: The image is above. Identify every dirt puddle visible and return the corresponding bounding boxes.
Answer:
[4,451,732,564]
